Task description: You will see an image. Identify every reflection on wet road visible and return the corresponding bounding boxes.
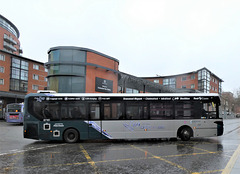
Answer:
[0,119,240,174]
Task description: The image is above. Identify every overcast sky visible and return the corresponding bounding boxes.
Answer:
[1,0,240,93]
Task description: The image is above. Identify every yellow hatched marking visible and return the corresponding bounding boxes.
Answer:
[222,144,240,174]
[131,145,191,173]
[80,144,101,174]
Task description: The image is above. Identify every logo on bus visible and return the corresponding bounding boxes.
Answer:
[35,97,45,102]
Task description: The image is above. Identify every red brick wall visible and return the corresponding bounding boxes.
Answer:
[85,52,118,93]
[210,76,219,93]
[176,73,198,90]
[27,62,48,94]
[0,52,11,91]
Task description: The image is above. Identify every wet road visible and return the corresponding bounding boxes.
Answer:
[0,119,240,174]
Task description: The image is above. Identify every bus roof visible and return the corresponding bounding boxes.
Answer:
[26,92,220,98]
[6,103,24,105]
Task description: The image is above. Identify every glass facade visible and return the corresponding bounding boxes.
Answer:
[163,78,176,89]
[198,69,210,93]
[10,57,28,92]
[47,49,86,93]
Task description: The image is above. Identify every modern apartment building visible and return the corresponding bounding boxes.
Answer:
[0,14,47,118]
[142,67,223,94]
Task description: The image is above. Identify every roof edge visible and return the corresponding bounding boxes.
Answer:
[48,46,119,63]
[0,14,20,38]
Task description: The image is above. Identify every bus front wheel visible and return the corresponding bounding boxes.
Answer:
[180,127,192,141]
[63,128,79,143]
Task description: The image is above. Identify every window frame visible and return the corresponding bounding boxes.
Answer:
[33,74,39,80]
[32,85,39,90]
[0,66,4,73]
[33,64,39,70]
[0,79,4,85]
[0,54,5,61]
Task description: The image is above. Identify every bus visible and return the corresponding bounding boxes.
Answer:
[23,92,224,143]
[5,103,24,123]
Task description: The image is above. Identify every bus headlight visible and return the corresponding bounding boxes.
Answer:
[53,130,60,137]
[43,123,51,130]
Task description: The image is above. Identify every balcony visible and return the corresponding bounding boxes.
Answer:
[4,34,17,45]
[3,41,17,52]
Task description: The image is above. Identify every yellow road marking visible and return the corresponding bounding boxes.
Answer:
[130,145,191,173]
[79,144,101,174]
[222,144,240,174]
[0,143,232,174]
[192,169,223,174]
[178,144,215,154]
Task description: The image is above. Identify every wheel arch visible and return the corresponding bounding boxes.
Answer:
[62,127,80,142]
[177,125,194,138]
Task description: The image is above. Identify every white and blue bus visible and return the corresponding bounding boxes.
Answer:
[5,103,24,123]
[23,92,223,143]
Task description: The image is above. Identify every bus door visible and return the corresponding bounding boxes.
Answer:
[88,103,102,139]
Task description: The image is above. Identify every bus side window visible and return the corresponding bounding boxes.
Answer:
[126,103,143,120]
[103,103,123,120]
[150,102,173,119]
[90,104,100,120]
[70,105,86,119]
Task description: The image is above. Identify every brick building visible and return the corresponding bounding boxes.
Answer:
[0,14,22,55]
[142,67,223,94]
[0,14,47,118]
[46,46,119,93]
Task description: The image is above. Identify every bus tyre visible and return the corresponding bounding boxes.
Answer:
[63,129,79,143]
[180,127,192,141]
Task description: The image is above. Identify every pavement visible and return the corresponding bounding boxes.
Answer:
[222,144,240,174]
[230,145,240,174]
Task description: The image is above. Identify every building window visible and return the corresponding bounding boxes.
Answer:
[0,54,5,61]
[10,79,19,91]
[191,84,195,89]
[12,58,20,68]
[182,85,187,89]
[0,66,4,73]
[154,79,159,83]
[33,64,39,70]
[33,74,39,80]
[163,78,176,88]
[182,76,187,81]
[20,81,28,91]
[33,85,39,90]
[191,75,195,80]
[126,88,139,93]
[163,79,168,85]
[0,79,4,85]
[11,68,20,79]
[21,70,28,80]
[21,60,29,70]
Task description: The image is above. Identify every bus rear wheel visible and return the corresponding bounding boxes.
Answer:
[63,129,79,143]
[180,127,192,141]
